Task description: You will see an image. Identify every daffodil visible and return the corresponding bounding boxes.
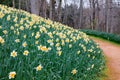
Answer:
[57,51,62,56]
[31,32,34,36]
[15,39,20,43]
[36,65,43,71]
[23,50,29,56]
[0,12,4,18]
[65,38,70,43]
[3,30,8,34]
[11,50,17,57]
[47,39,53,43]
[48,47,52,50]
[38,45,49,52]
[22,42,27,47]
[35,33,40,39]
[91,64,94,69]
[10,26,14,30]
[40,46,49,52]
[20,26,24,30]
[71,69,77,75]
[69,44,72,48]
[61,40,65,46]
[13,17,18,22]
[88,49,93,52]
[77,51,81,54]
[0,36,5,44]
[33,26,37,28]
[56,38,59,42]
[48,32,53,38]
[7,15,10,21]
[50,42,54,46]
[35,41,39,44]
[55,43,60,47]
[23,35,26,39]
[20,20,23,24]
[92,56,95,59]
[57,47,61,51]
[9,71,16,79]
[0,26,2,29]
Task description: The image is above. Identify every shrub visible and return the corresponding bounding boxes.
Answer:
[80,29,120,44]
[0,5,106,80]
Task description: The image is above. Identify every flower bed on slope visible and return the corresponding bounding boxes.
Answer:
[0,5,106,80]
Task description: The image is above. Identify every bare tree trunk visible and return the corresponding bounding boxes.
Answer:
[43,0,47,18]
[73,0,76,28]
[12,0,15,8]
[79,0,83,28]
[19,0,21,9]
[39,0,43,16]
[57,0,62,22]
[50,0,56,20]
[109,0,113,33]
[105,0,112,33]
[50,0,52,19]
[63,0,67,24]
[25,0,30,12]
[92,0,96,30]
[96,0,100,30]
[105,0,109,32]
[89,0,93,29]
[30,0,40,15]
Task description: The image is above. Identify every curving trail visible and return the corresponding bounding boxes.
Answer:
[90,37,120,80]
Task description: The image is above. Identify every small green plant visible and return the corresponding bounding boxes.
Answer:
[0,5,106,80]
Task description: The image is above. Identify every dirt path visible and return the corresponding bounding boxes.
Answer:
[90,37,120,80]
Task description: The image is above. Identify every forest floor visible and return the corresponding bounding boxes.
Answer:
[90,37,120,80]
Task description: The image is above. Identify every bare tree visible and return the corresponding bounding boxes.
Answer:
[4,0,120,34]
[63,0,67,24]
[105,0,112,33]
[57,0,62,22]
[92,0,96,30]
[96,0,100,30]
[30,0,40,15]
[43,0,47,18]
[49,0,56,20]
[79,0,83,28]
[25,0,30,12]
[12,0,15,8]
[18,0,21,9]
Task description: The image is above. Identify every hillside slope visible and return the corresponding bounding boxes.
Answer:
[0,5,105,80]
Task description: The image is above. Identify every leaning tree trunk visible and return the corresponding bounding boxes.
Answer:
[30,0,40,15]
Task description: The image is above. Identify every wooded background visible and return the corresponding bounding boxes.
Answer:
[1,0,120,34]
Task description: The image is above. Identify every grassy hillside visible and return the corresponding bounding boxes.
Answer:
[0,4,106,80]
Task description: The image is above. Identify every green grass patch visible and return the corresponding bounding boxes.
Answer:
[80,29,120,44]
[90,36,120,47]
[0,5,106,80]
